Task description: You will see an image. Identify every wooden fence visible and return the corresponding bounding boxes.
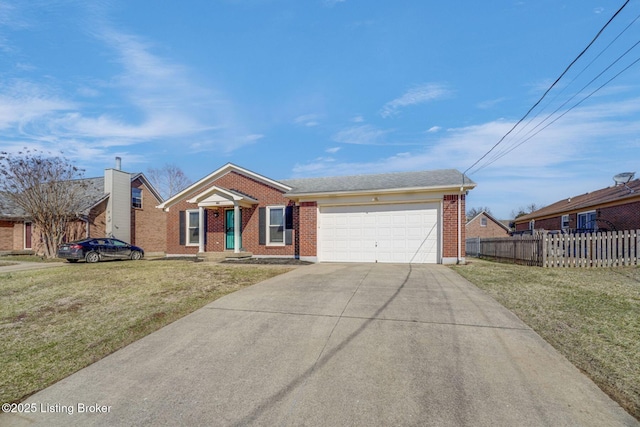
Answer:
[466,229,639,268]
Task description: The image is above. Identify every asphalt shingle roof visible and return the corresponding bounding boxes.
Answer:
[0,177,107,220]
[282,169,474,195]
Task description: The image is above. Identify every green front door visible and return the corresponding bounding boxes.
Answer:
[225,209,242,250]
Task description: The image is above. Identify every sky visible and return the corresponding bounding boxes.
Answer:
[1,0,640,219]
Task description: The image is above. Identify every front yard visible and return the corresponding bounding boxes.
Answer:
[452,259,640,420]
[0,260,294,405]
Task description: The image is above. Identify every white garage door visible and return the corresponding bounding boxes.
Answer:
[318,203,440,263]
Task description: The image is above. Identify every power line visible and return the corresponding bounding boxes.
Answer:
[474,53,640,172]
[463,0,631,178]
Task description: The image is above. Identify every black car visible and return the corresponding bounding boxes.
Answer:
[57,238,144,263]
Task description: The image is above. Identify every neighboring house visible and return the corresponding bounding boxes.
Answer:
[513,177,640,233]
[0,160,166,254]
[157,163,476,264]
[466,211,510,238]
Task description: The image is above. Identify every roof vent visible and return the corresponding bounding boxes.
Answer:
[613,172,635,193]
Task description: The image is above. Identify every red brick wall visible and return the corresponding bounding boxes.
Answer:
[165,172,297,256]
[600,201,640,231]
[299,201,317,257]
[0,221,13,250]
[131,178,167,252]
[515,201,640,232]
[442,194,465,258]
[466,214,509,238]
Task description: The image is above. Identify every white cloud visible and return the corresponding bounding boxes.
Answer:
[427,126,441,133]
[326,147,341,154]
[351,115,364,123]
[380,83,451,118]
[332,124,392,145]
[294,114,320,127]
[293,98,640,218]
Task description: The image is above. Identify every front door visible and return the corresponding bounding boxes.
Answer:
[225,209,242,250]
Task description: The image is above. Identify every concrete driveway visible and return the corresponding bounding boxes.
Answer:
[3,263,637,426]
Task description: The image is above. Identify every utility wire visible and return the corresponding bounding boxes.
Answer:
[487,10,640,166]
[474,53,640,173]
[463,0,630,178]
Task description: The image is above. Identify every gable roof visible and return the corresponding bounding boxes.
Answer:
[466,211,510,232]
[158,163,292,210]
[516,179,640,223]
[283,169,475,197]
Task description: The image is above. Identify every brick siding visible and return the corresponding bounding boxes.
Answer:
[131,178,167,252]
[442,194,466,258]
[515,200,640,232]
[466,214,509,238]
[165,171,297,256]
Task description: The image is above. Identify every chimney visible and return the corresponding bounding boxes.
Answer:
[115,157,122,171]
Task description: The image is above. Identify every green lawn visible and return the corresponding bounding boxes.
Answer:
[452,259,640,420]
[0,260,294,405]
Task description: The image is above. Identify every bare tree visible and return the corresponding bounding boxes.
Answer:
[466,206,492,219]
[0,149,88,258]
[146,164,192,200]
[511,203,540,219]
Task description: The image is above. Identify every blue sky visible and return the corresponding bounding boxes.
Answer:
[1,0,640,218]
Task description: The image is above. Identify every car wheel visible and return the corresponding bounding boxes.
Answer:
[66,259,78,263]
[85,252,100,263]
[130,251,142,260]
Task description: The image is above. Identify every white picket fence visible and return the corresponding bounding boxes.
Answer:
[466,229,640,268]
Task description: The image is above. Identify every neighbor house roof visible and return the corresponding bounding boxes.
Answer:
[515,179,640,223]
[283,169,475,197]
[466,211,510,232]
[0,172,160,220]
[0,192,28,219]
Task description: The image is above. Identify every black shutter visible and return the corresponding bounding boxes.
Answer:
[285,206,293,245]
[259,207,266,245]
[179,211,185,245]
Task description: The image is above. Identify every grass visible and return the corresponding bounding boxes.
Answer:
[0,260,294,405]
[0,255,62,263]
[451,259,640,420]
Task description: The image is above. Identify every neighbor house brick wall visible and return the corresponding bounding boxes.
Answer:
[13,222,24,250]
[442,194,465,259]
[131,178,166,252]
[599,201,640,231]
[466,214,509,238]
[165,171,297,256]
[515,200,640,232]
[0,221,13,250]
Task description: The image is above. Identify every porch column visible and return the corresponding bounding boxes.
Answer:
[234,202,240,253]
[198,206,205,253]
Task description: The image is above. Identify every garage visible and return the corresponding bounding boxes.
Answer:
[318,202,440,263]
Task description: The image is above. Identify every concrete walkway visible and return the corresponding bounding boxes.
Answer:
[2,263,637,426]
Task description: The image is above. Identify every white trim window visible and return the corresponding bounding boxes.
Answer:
[561,214,570,231]
[267,206,285,246]
[577,210,597,231]
[480,217,487,227]
[186,209,200,246]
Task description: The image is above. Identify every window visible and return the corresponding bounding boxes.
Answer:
[132,188,142,209]
[187,209,199,245]
[577,211,597,231]
[561,214,570,231]
[267,206,285,245]
[529,220,535,231]
[480,217,487,227]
